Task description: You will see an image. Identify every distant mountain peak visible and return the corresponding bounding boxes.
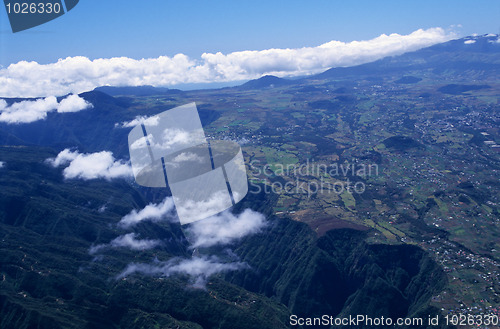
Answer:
[239,75,295,89]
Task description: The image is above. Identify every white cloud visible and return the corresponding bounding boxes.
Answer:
[186,208,266,248]
[47,148,132,180]
[0,28,456,98]
[172,152,203,163]
[117,256,247,288]
[175,191,233,225]
[115,115,160,128]
[162,151,205,171]
[0,97,57,123]
[104,195,265,287]
[89,233,161,254]
[118,197,175,228]
[0,161,4,168]
[57,94,93,113]
[46,148,79,167]
[0,94,92,124]
[161,128,199,148]
[464,39,476,44]
[129,129,205,154]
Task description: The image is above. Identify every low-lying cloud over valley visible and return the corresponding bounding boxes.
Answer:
[89,233,162,255]
[186,209,267,248]
[116,256,248,288]
[91,196,267,287]
[0,94,93,124]
[47,149,133,180]
[118,197,176,228]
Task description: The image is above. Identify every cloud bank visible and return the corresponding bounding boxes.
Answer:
[0,28,455,97]
[89,233,161,254]
[0,94,93,124]
[117,256,247,288]
[47,149,132,180]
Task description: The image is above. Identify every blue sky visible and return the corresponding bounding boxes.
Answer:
[1,0,499,66]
